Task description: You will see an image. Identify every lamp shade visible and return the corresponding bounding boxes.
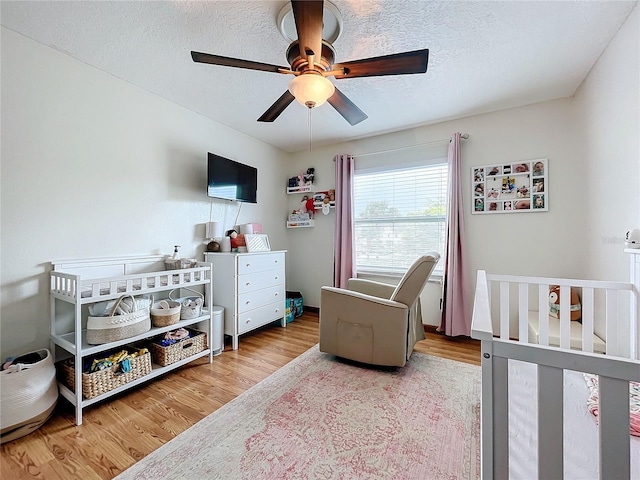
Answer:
[288,74,335,108]
[206,221,223,239]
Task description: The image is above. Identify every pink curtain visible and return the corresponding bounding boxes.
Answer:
[334,154,355,288]
[438,133,471,336]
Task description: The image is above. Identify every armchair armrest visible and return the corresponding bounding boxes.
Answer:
[347,278,396,300]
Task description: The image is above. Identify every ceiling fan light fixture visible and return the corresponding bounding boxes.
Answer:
[288,74,335,108]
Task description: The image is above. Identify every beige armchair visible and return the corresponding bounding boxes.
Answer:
[319,253,440,367]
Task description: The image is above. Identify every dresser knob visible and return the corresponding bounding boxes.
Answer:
[246,319,251,324]
[274,276,279,280]
[275,308,280,313]
[246,263,251,267]
[274,292,278,296]
[246,300,251,304]
[246,282,251,286]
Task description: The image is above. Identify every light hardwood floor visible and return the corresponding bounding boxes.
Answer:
[1,313,480,479]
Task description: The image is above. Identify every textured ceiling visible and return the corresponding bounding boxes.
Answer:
[1,1,637,153]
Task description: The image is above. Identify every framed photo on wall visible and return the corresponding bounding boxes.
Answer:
[471,158,548,214]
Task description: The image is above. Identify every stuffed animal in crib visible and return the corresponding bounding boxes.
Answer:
[549,285,582,321]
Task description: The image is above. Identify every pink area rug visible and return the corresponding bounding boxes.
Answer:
[116,345,481,480]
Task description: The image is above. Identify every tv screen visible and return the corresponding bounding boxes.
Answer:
[207,153,257,203]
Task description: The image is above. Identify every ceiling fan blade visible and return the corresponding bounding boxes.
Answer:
[332,49,429,79]
[291,0,324,64]
[327,88,368,126]
[191,51,289,74]
[257,90,296,122]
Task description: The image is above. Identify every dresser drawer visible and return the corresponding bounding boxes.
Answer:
[237,269,284,295]
[237,252,285,275]
[238,285,285,314]
[238,301,285,334]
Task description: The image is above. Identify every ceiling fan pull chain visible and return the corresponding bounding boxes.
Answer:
[308,107,313,152]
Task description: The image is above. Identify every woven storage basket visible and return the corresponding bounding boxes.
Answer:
[150,300,181,327]
[87,294,151,345]
[169,288,204,320]
[0,349,58,444]
[58,350,151,400]
[150,329,206,366]
[164,258,198,270]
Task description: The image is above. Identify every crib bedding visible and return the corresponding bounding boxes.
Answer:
[509,360,640,479]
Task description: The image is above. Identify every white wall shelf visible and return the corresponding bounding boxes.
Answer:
[313,200,336,210]
[287,185,313,194]
[287,220,315,228]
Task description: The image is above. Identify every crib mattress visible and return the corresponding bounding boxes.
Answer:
[509,360,639,479]
[527,310,607,354]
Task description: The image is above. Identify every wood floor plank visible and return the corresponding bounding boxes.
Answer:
[0,313,480,479]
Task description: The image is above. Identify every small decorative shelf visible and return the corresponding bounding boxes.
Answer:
[287,185,313,194]
[313,200,336,210]
[287,220,315,228]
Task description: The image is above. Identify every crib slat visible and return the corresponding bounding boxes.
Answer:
[538,284,549,346]
[500,282,509,339]
[493,355,509,479]
[559,285,571,349]
[598,376,630,479]
[605,289,618,356]
[581,288,594,353]
[518,283,528,343]
[630,254,639,360]
[538,365,563,479]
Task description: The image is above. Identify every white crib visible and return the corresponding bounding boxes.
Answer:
[471,250,640,479]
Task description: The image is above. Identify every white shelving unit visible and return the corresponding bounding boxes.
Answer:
[49,254,214,425]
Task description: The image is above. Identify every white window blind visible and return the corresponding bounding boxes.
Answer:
[353,162,448,276]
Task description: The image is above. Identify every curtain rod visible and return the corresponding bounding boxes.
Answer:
[353,133,469,158]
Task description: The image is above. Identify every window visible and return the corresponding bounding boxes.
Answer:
[353,161,448,276]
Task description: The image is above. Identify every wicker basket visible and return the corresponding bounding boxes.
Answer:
[149,329,206,366]
[150,300,181,327]
[87,295,151,345]
[58,350,151,400]
[164,258,198,270]
[169,288,204,320]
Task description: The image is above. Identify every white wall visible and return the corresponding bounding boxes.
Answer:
[2,4,637,357]
[0,28,290,358]
[288,99,584,325]
[574,5,639,281]
[286,5,639,329]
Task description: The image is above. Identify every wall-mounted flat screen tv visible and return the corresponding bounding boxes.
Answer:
[207,153,257,203]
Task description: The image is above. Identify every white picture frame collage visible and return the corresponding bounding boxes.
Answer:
[472,158,548,214]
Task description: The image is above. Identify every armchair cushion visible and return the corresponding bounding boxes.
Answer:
[390,254,440,306]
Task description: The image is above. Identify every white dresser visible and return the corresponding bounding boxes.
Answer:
[205,251,286,349]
